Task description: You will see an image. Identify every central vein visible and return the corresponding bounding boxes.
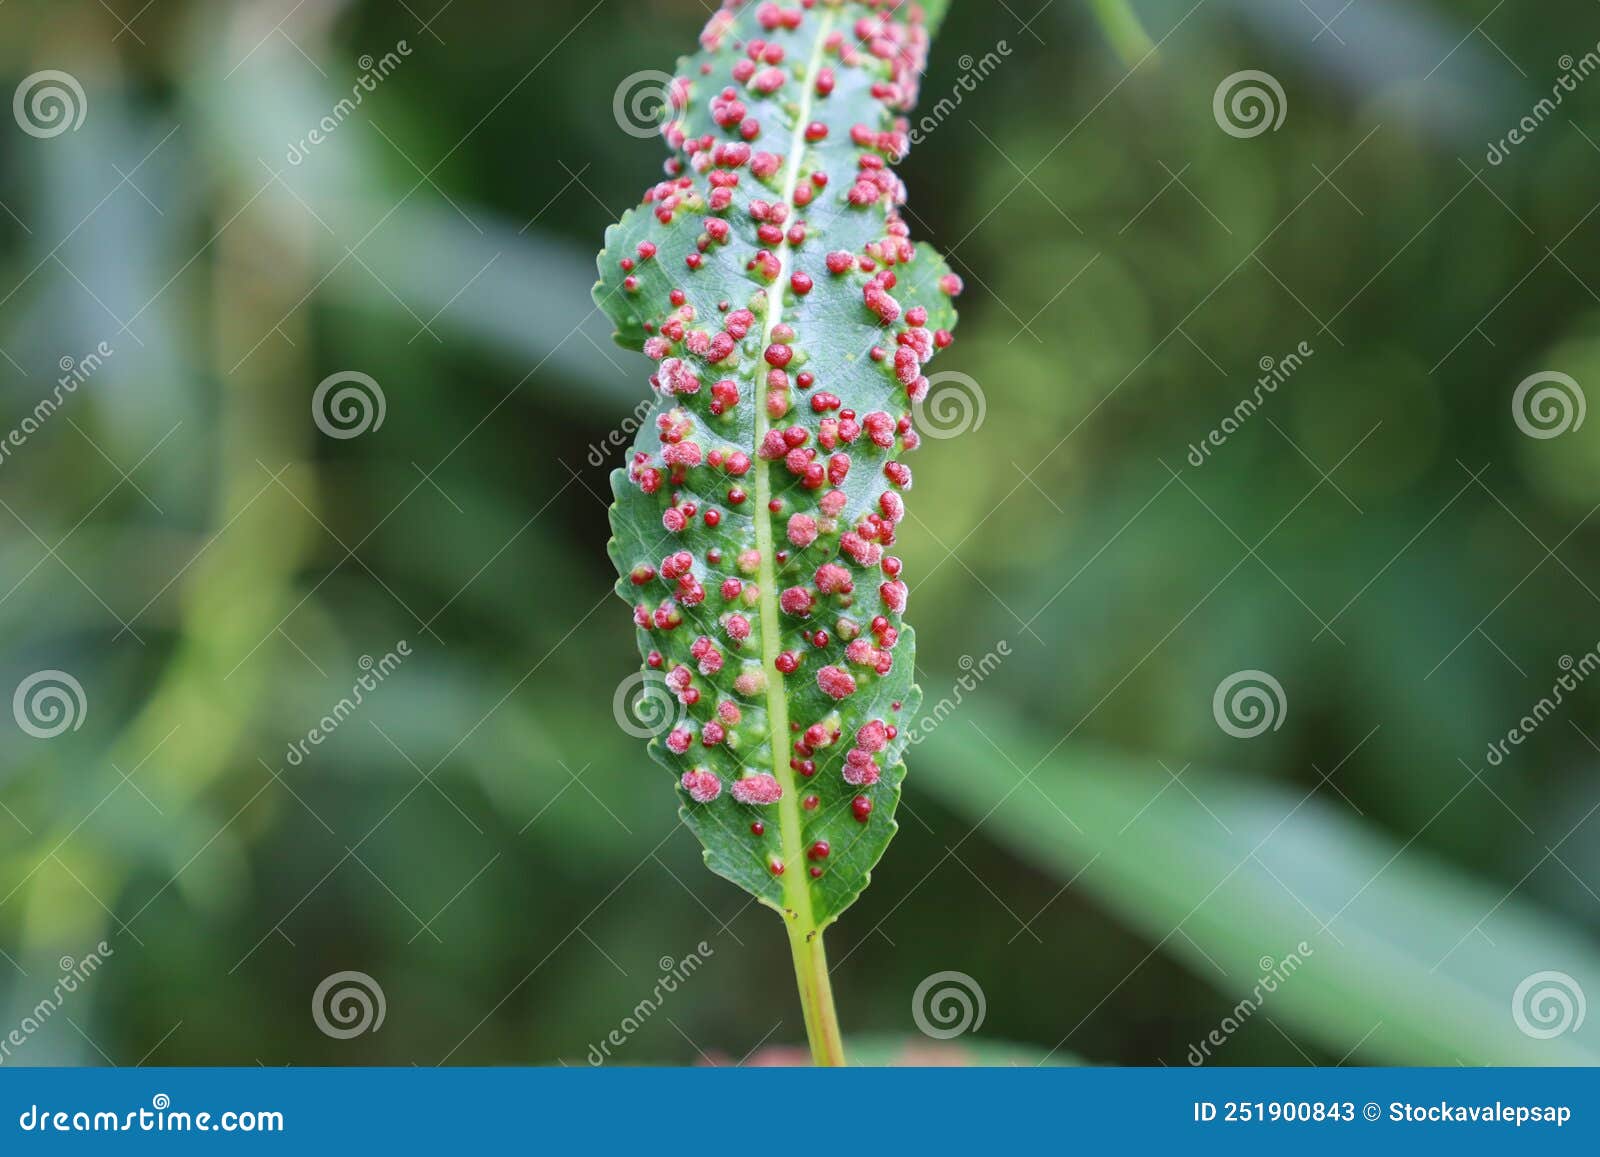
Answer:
[753,9,834,926]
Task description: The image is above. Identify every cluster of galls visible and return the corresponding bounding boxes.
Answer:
[696,2,932,114]
[603,0,959,884]
[622,259,953,823]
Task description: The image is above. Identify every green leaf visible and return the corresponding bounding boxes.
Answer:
[918,712,1600,1065]
[596,2,961,933]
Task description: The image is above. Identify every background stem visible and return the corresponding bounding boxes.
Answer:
[787,924,847,1066]
[1088,0,1155,65]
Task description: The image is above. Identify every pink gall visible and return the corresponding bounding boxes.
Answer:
[786,513,819,548]
[817,665,857,700]
[731,774,783,805]
[842,747,881,786]
[815,563,853,595]
[855,719,889,753]
[681,769,722,803]
[780,587,815,616]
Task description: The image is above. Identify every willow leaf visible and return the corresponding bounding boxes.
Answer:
[595,0,961,949]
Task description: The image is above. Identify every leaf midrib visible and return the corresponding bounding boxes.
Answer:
[753,9,835,928]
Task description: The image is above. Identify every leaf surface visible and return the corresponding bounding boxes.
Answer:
[596,1,960,928]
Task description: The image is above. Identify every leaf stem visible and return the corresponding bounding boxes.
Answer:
[787,923,847,1066]
[748,7,848,1066]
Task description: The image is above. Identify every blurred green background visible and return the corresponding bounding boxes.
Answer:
[2,0,1599,1066]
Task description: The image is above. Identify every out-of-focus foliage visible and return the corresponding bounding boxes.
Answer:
[1,0,1597,1066]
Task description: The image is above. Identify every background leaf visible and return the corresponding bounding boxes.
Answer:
[919,710,1600,1065]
